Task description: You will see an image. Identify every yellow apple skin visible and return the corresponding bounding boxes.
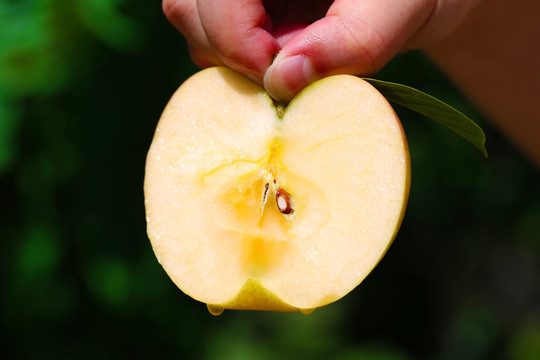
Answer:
[144,67,410,314]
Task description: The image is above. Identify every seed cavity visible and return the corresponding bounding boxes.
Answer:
[262,182,269,203]
[276,188,293,215]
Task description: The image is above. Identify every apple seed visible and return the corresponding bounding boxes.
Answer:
[276,188,293,215]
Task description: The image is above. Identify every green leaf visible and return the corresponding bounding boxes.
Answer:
[364,78,488,157]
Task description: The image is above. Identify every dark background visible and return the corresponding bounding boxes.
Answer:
[1,1,539,359]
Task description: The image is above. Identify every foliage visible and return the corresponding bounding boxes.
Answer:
[365,78,487,157]
[1,1,539,359]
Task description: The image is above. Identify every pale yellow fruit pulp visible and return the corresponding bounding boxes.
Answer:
[144,67,410,313]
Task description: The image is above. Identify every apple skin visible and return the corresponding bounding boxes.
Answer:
[144,67,410,314]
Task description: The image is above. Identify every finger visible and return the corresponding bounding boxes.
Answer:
[197,0,280,80]
[264,0,434,101]
[162,0,224,68]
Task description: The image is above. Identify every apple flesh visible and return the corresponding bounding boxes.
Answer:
[144,67,410,314]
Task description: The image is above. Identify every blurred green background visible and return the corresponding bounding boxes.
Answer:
[1,1,539,359]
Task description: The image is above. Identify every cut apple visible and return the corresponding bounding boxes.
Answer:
[144,67,410,314]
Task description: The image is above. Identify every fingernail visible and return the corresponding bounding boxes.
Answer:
[264,55,315,102]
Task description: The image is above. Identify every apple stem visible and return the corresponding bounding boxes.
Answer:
[272,99,287,119]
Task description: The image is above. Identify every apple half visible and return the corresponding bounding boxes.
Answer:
[144,67,410,314]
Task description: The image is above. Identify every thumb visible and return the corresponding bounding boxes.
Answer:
[263,0,433,102]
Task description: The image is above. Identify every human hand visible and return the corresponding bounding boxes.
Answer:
[163,0,482,102]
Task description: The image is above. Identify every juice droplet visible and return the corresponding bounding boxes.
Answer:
[300,308,315,315]
[207,304,224,316]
